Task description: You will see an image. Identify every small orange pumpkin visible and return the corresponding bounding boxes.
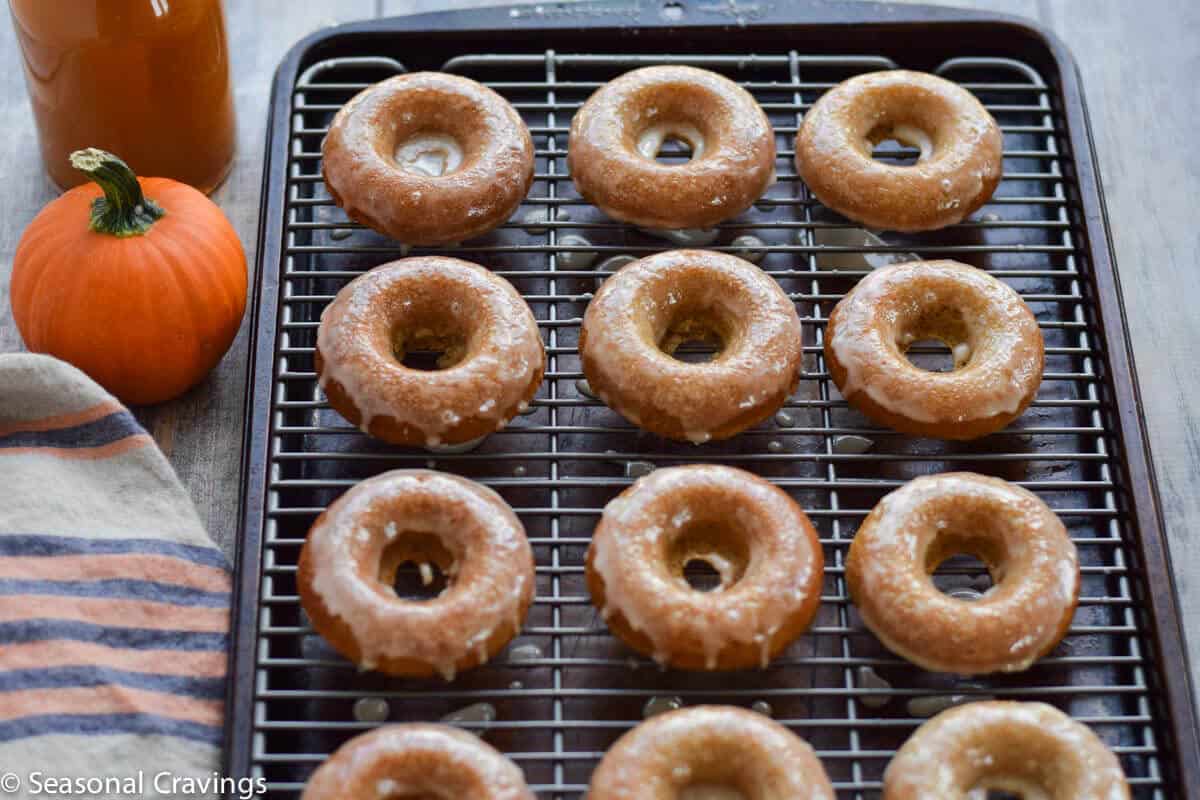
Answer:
[11,148,247,405]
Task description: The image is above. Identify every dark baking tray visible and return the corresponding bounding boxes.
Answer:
[226,1,1200,796]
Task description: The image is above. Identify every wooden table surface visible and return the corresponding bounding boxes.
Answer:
[2,0,1196,700]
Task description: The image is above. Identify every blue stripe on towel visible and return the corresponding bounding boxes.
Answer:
[0,534,229,571]
[0,620,228,651]
[0,667,225,700]
[0,411,143,450]
[0,714,222,746]
[0,578,229,608]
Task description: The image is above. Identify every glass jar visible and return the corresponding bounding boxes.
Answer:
[9,0,236,194]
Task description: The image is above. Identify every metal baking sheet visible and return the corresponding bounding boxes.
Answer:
[226,3,1200,797]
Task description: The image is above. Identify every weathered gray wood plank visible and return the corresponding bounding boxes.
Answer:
[0,13,54,356]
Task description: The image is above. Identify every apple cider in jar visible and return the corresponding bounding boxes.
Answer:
[9,0,236,193]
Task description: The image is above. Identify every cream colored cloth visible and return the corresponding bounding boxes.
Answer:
[0,353,230,799]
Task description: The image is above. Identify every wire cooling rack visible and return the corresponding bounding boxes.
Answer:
[227,14,1198,798]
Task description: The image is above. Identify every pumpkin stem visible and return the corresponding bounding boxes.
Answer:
[69,148,165,237]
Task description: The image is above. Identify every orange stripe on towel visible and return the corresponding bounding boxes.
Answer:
[1,640,227,678]
[0,554,232,594]
[0,686,222,727]
[0,400,124,438]
[0,433,153,461]
[0,596,228,633]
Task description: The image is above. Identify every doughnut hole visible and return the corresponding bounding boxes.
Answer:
[627,82,719,166]
[904,339,956,372]
[393,327,469,371]
[895,303,974,373]
[964,750,1083,798]
[659,314,726,363]
[370,774,481,800]
[922,524,1011,600]
[679,783,749,800]
[682,559,723,592]
[388,292,480,371]
[664,518,751,594]
[867,123,933,166]
[378,789,446,800]
[374,91,486,178]
[653,300,741,364]
[393,131,464,177]
[662,133,699,162]
[856,86,956,166]
[638,126,705,164]
[930,553,994,599]
[377,531,456,602]
[673,757,768,800]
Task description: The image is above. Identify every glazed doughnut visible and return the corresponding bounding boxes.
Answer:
[588,706,834,800]
[586,465,823,670]
[322,72,534,245]
[297,469,535,680]
[302,724,534,800]
[316,257,545,448]
[884,701,1130,799]
[569,66,775,229]
[796,70,1003,231]
[580,250,801,444]
[824,260,1043,440]
[846,473,1078,674]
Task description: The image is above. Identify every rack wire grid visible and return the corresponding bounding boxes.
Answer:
[249,49,1178,797]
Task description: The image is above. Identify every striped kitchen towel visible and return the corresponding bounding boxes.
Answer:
[0,353,229,798]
